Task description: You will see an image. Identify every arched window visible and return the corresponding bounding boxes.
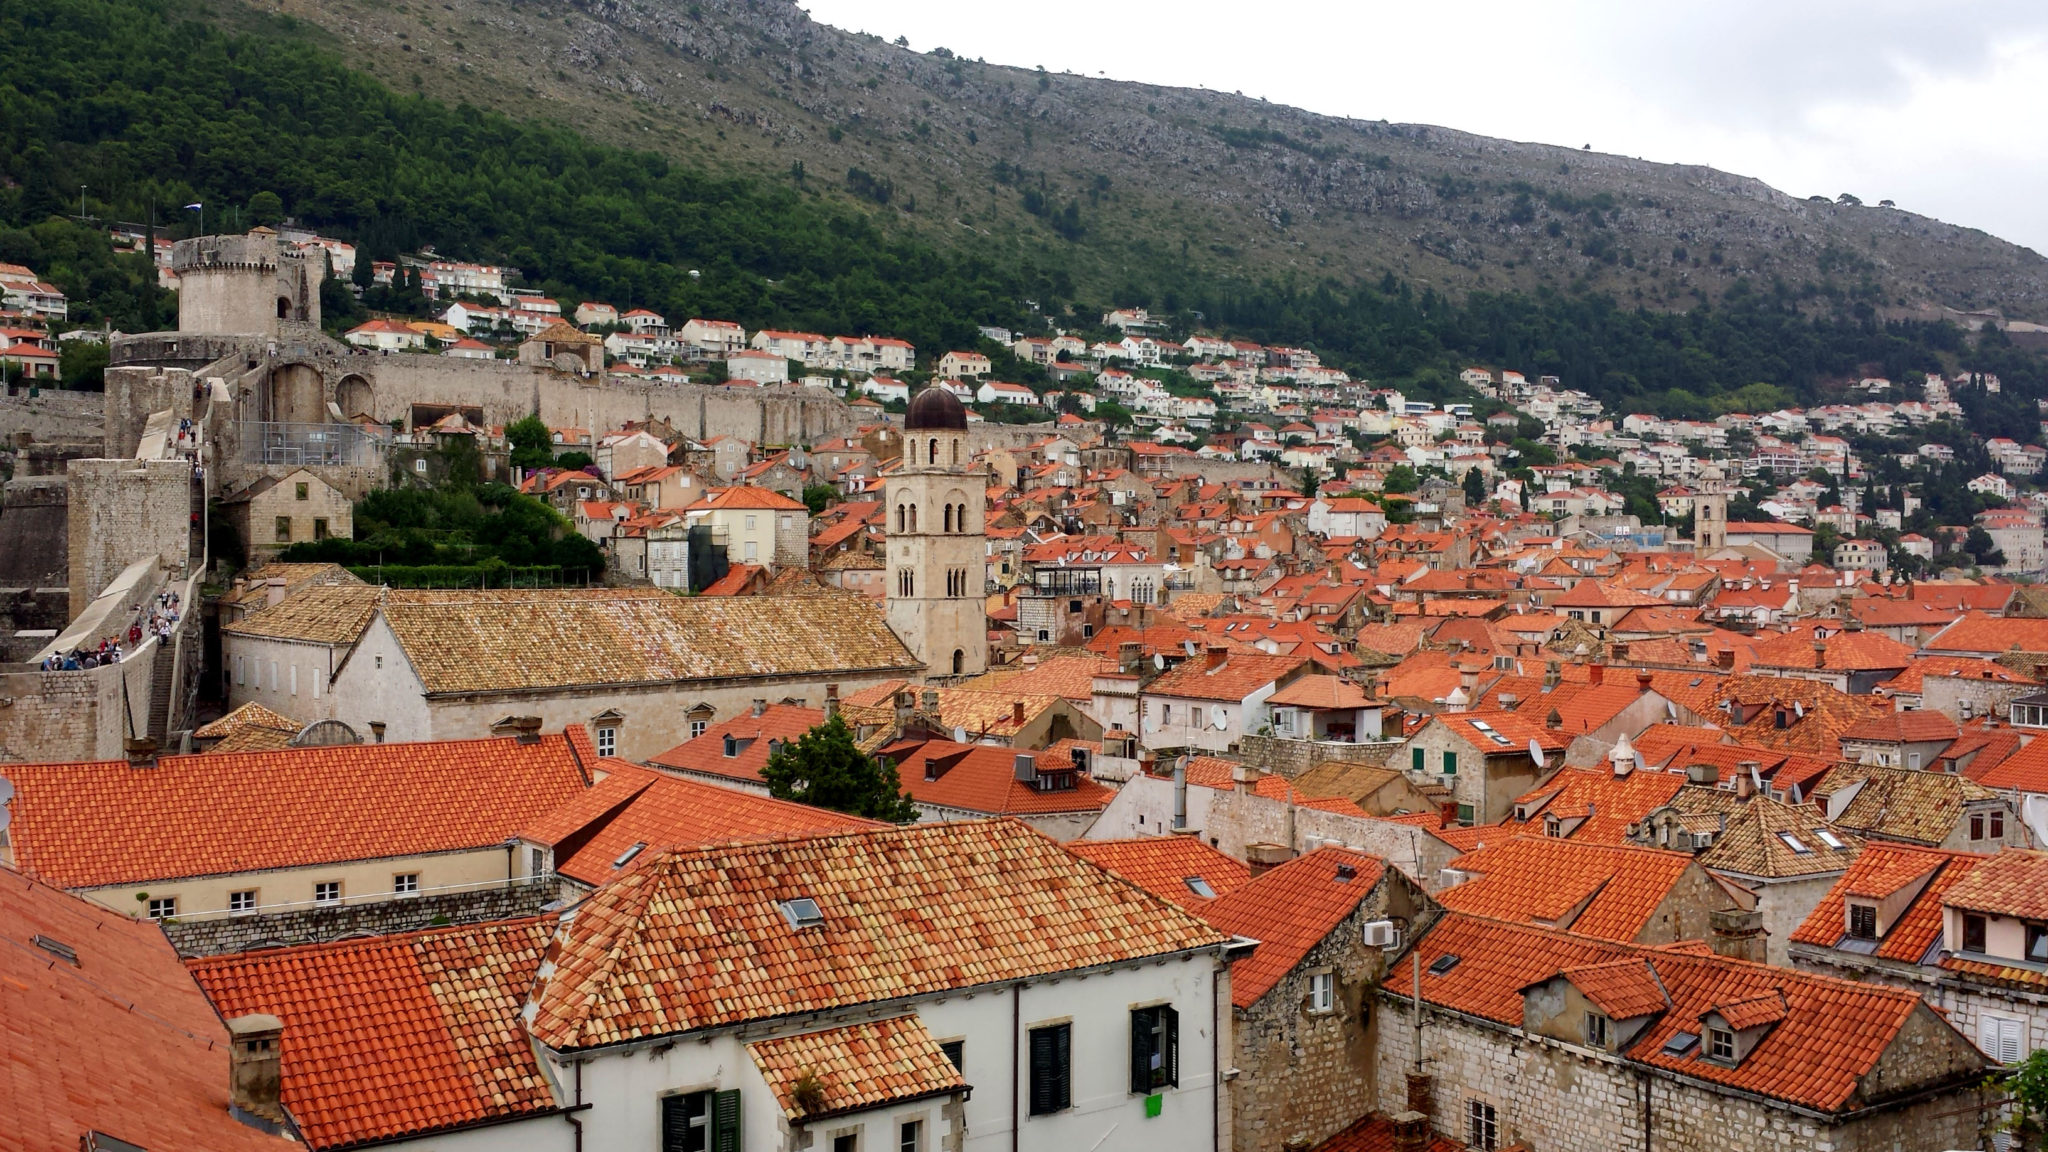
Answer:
[898,569,915,596]
[929,438,939,465]
[908,504,918,533]
[944,505,954,533]
[952,649,965,675]
[896,503,906,533]
[951,439,960,465]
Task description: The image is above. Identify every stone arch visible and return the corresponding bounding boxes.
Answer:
[952,649,965,675]
[265,362,327,425]
[334,374,375,421]
[277,296,293,320]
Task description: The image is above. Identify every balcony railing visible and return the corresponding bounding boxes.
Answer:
[240,420,388,467]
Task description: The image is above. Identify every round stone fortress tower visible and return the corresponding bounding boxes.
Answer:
[172,226,323,337]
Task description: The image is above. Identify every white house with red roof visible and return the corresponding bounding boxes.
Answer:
[751,328,829,363]
[937,350,992,378]
[342,318,426,352]
[680,317,748,355]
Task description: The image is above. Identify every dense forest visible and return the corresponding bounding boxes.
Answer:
[2,0,2045,418]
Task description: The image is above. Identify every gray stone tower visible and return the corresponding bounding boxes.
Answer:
[172,226,322,336]
[885,387,989,679]
[1694,462,1729,553]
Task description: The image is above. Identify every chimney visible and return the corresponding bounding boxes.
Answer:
[1812,638,1826,669]
[824,683,839,721]
[264,577,287,608]
[1405,1072,1434,1118]
[1012,700,1026,727]
[1233,762,1257,795]
[510,716,543,744]
[895,690,914,729]
[124,737,159,768]
[1498,693,1518,709]
[1709,907,1767,964]
[751,698,767,718]
[922,688,940,712]
[1206,644,1229,670]
[1013,753,1037,785]
[1589,662,1604,687]
[227,1013,286,1123]
[1715,647,1735,670]
[1735,762,1758,799]
[1543,659,1561,690]
[369,721,386,744]
[1119,641,1144,674]
[1391,1112,1432,1152]
[1459,666,1478,698]
[1244,841,1293,878]
[1610,640,1630,663]
[1173,758,1188,830]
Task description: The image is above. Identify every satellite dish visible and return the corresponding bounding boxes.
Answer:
[1529,739,1547,769]
[1211,705,1229,731]
[1153,653,1166,670]
[952,726,968,743]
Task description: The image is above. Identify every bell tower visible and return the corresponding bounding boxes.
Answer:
[886,386,988,679]
[1694,463,1729,554]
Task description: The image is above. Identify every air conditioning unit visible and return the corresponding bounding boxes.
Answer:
[1437,868,1470,889]
[1362,920,1401,949]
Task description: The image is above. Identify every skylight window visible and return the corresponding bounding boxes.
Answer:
[612,842,648,869]
[1662,1031,1700,1057]
[1777,832,1813,855]
[1428,953,1462,977]
[32,934,78,966]
[1815,829,1846,850]
[778,897,825,930]
[1469,720,1513,747]
[1183,876,1217,899]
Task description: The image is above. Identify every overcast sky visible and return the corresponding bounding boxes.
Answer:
[802,0,2048,254]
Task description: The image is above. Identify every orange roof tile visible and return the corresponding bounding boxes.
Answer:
[527,821,1230,1049]
[1750,628,1915,672]
[748,1016,967,1122]
[1145,651,1310,702]
[1789,843,1974,963]
[5,732,590,889]
[188,918,560,1150]
[1549,957,1670,1018]
[1437,838,1705,942]
[1940,848,2048,920]
[646,704,825,783]
[1200,848,1388,1006]
[1838,710,1961,745]
[1066,836,1252,910]
[1269,674,1376,709]
[3,867,291,1152]
[1309,1115,1464,1152]
[887,739,1117,815]
[1502,767,1689,844]
[1393,913,1959,1112]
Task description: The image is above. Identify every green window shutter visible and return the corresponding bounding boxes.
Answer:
[1411,747,1424,772]
[711,1089,741,1152]
[1442,750,1457,775]
[1457,803,1475,826]
[1162,1005,1179,1088]
[1130,1009,1153,1094]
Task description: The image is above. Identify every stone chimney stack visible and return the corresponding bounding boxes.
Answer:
[264,577,287,608]
[124,737,159,769]
[1391,1112,1432,1152]
[1012,700,1026,727]
[1119,641,1144,674]
[824,683,839,721]
[227,1013,287,1123]
[1709,907,1767,964]
[751,698,767,718]
[1013,753,1037,785]
[1206,645,1229,670]
[922,688,940,712]
[1735,761,1758,800]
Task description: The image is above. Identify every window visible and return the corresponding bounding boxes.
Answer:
[229,890,258,914]
[1707,1027,1736,1061]
[595,726,618,757]
[1467,1100,1498,1151]
[1585,1011,1611,1048]
[1442,750,1457,776]
[314,517,329,541]
[1777,831,1812,855]
[745,515,758,531]
[530,847,549,878]
[394,873,420,895]
[660,1089,740,1152]
[1130,1005,1178,1092]
[2030,923,2048,964]
[1848,903,1877,939]
[1983,1015,2027,1065]
[940,1040,964,1073]
[832,1136,856,1152]
[1308,972,1335,1013]
[1411,747,1424,773]
[288,665,298,696]
[295,481,309,501]
[1456,803,1475,825]
[1965,913,1988,953]
[1028,1023,1071,1115]
[415,458,428,473]
[146,896,178,920]
[1992,810,2007,839]
[690,719,709,739]
[743,541,758,562]
[275,516,292,542]
[898,1121,921,1152]
[314,881,342,905]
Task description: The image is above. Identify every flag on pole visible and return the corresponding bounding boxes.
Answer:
[183,203,202,210]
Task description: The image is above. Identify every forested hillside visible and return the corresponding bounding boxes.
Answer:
[2,0,2045,425]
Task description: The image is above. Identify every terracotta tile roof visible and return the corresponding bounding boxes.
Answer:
[1434,709,1572,754]
[222,583,382,645]
[885,739,1117,815]
[1269,674,1376,709]
[527,820,1231,1049]
[1789,843,1973,963]
[1689,795,1864,879]
[1922,611,2048,655]
[1200,847,1388,1006]
[2,867,290,1152]
[1139,646,1308,700]
[1066,835,1252,910]
[220,562,362,608]
[1815,763,2000,846]
[188,917,560,1150]
[1437,838,1704,942]
[1552,957,1670,1018]
[1502,767,1689,844]
[1750,628,1915,672]
[1393,913,1961,1113]
[689,484,808,511]
[646,704,826,784]
[1309,1114,1463,1152]
[531,760,882,886]
[1940,848,2048,919]
[747,1016,967,1123]
[192,700,302,752]
[1840,709,1961,747]
[371,590,921,694]
[1712,989,1788,1030]
[5,732,590,888]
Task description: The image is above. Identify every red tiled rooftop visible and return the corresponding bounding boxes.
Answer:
[1066,836,1252,910]
[1437,838,1704,942]
[1200,847,1388,1006]
[647,704,825,783]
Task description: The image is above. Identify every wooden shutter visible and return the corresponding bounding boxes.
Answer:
[660,1094,702,1152]
[1031,1024,1071,1114]
[711,1089,741,1152]
[1129,1009,1153,1094]
[1161,1005,1179,1088]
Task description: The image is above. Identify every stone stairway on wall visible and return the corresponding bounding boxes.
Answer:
[146,640,176,744]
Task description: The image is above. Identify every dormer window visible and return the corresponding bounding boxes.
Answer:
[1585,1011,1611,1048]
[723,734,738,758]
[1848,903,1877,940]
[1707,1027,1736,1061]
[1964,914,1988,953]
[2029,924,2048,964]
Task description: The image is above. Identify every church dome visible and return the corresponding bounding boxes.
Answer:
[905,385,968,431]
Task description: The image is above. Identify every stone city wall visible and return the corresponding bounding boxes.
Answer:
[66,459,191,610]
[162,878,557,957]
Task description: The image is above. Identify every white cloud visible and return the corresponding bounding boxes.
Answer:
[803,0,2048,252]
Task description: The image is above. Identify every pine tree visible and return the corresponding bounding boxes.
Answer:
[761,714,919,822]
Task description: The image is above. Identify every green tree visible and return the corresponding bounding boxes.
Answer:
[58,340,108,389]
[802,483,838,515]
[506,414,554,471]
[761,714,919,822]
[2003,1048,2048,1148]
[1461,467,1486,506]
[1966,525,2006,568]
[247,190,284,226]
[1383,464,1419,494]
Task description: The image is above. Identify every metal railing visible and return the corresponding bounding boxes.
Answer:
[240,420,388,466]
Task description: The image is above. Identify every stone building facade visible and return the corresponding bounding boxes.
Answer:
[65,457,190,609]
[886,387,989,679]
[220,468,354,563]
